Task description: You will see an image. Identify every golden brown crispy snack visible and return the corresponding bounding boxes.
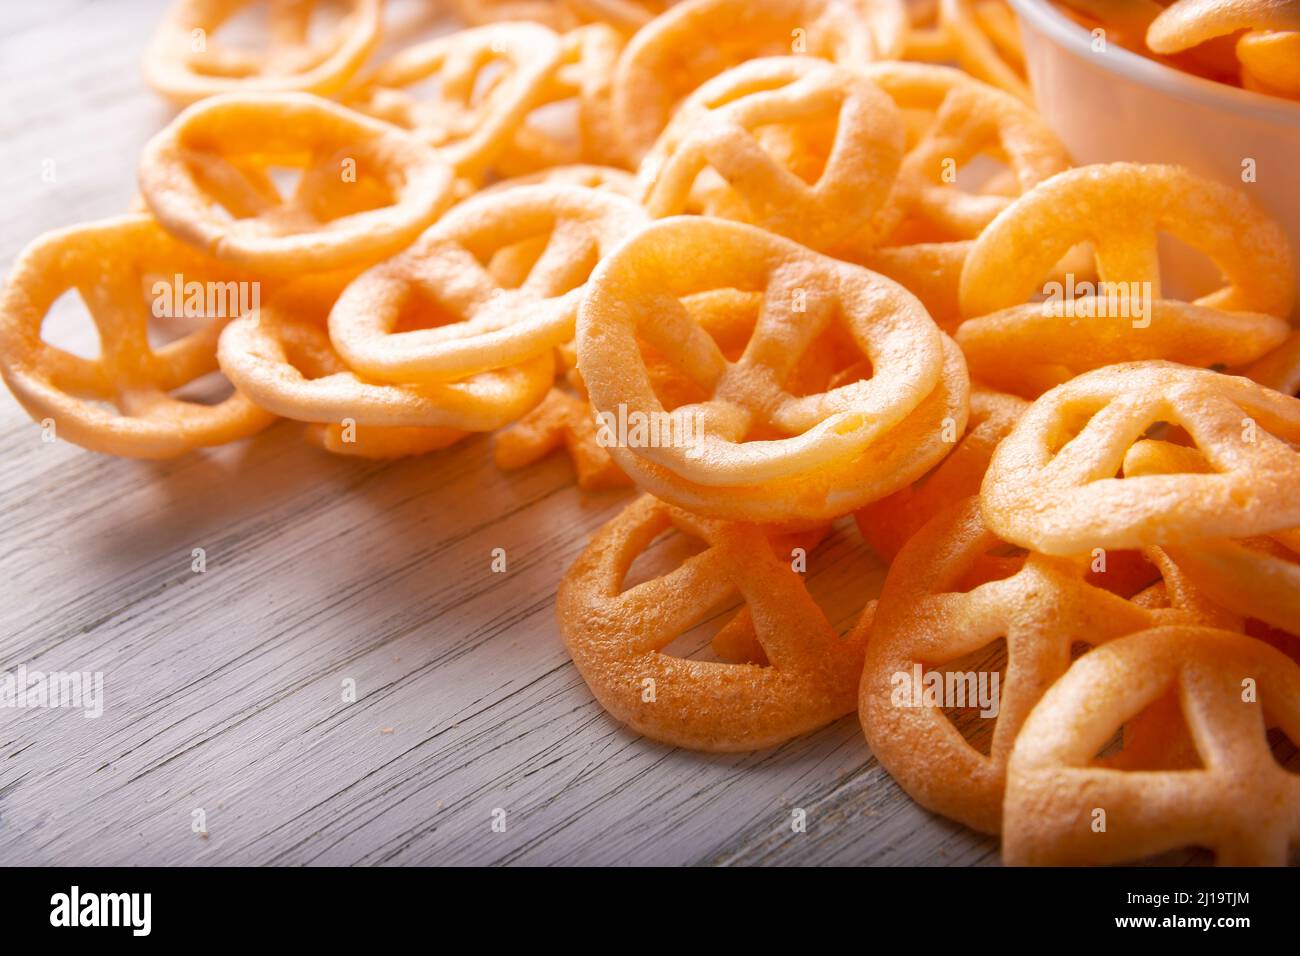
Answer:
[220,277,554,433]
[558,494,869,750]
[145,0,382,105]
[981,362,1300,554]
[139,92,454,274]
[577,216,969,522]
[1004,626,1300,865]
[859,497,1211,833]
[329,184,645,383]
[611,0,908,161]
[0,215,275,458]
[638,57,905,252]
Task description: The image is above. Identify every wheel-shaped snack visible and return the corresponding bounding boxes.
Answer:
[496,24,627,175]
[611,0,908,161]
[955,298,1290,398]
[576,216,969,523]
[980,362,1300,554]
[329,185,645,384]
[831,63,1068,327]
[219,278,555,434]
[637,57,905,252]
[859,497,1209,834]
[1003,626,1300,866]
[343,23,564,182]
[1122,438,1300,640]
[144,0,381,105]
[854,62,1068,246]
[0,215,275,458]
[855,388,1027,560]
[139,93,455,274]
[959,163,1296,321]
[557,494,870,750]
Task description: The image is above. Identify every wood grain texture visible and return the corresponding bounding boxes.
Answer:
[0,0,1004,866]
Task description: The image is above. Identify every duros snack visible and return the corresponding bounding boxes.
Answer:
[1122,438,1300,639]
[494,387,632,489]
[637,57,905,252]
[219,278,555,433]
[144,0,382,105]
[576,216,969,523]
[959,163,1297,321]
[496,24,628,175]
[611,0,908,161]
[955,298,1289,398]
[860,497,1209,833]
[557,494,869,750]
[328,184,645,383]
[980,361,1300,554]
[1003,626,1300,866]
[139,92,455,274]
[0,215,277,459]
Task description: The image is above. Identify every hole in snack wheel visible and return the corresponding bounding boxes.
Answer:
[1156,230,1227,303]
[1084,549,1160,599]
[39,289,101,361]
[305,155,399,222]
[391,283,474,333]
[948,544,1026,594]
[517,99,579,151]
[470,58,509,107]
[205,1,276,60]
[947,153,1012,197]
[782,321,866,398]
[749,116,838,187]
[266,166,304,202]
[487,233,550,288]
[170,370,235,407]
[1245,619,1300,667]
[1045,401,1103,456]
[1267,727,1300,775]
[931,637,1007,758]
[620,523,710,593]
[1093,688,1204,771]
[795,516,886,637]
[139,270,251,350]
[658,600,754,664]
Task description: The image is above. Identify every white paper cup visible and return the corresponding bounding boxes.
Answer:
[1007,0,1300,313]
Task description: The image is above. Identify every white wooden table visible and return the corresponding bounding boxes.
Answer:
[0,0,1001,866]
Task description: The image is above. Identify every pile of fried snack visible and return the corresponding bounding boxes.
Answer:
[2,0,1298,867]
[1057,0,1300,99]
